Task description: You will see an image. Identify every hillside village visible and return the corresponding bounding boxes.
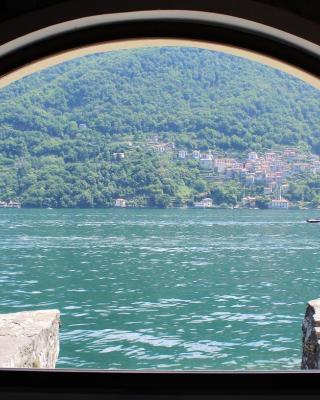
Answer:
[4,135,320,209]
[112,136,320,209]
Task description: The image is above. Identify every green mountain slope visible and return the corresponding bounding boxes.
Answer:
[0,46,319,207]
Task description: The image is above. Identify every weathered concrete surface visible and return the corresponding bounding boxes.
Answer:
[0,309,60,368]
[301,299,320,369]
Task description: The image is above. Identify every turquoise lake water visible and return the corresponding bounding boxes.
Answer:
[1,208,320,370]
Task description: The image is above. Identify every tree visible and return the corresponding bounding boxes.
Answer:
[255,195,270,209]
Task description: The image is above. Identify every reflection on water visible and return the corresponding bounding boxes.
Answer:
[0,208,319,370]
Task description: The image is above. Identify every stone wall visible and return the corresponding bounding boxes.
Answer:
[0,309,60,368]
[301,299,320,369]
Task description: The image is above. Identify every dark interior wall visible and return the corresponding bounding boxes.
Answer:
[0,0,319,24]
[257,0,320,23]
[0,0,67,21]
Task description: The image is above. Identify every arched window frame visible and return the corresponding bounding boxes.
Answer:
[0,1,319,398]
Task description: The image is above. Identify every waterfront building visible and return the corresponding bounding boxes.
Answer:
[242,196,256,208]
[269,198,289,209]
[194,198,213,208]
[6,200,21,208]
[115,198,126,208]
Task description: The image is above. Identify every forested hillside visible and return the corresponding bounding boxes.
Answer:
[0,46,319,207]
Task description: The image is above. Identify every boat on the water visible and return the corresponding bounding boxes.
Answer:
[306,219,320,223]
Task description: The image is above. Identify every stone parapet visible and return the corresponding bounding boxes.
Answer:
[0,309,60,368]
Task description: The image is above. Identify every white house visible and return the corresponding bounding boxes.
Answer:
[269,199,289,209]
[192,150,201,159]
[115,198,126,208]
[112,152,125,160]
[154,144,166,153]
[194,198,213,208]
[242,196,256,208]
[178,150,188,159]
[6,200,21,208]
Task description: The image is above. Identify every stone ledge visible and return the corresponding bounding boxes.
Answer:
[0,309,60,368]
[301,299,320,369]
[308,299,320,327]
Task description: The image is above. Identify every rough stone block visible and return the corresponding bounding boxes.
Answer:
[0,309,60,368]
[301,299,320,369]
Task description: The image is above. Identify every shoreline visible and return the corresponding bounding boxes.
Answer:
[0,206,318,210]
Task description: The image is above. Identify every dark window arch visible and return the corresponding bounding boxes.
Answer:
[0,1,319,399]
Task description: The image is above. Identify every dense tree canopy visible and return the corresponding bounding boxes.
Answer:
[0,47,319,207]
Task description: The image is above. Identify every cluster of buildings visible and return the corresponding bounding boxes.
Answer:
[241,149,320,187]
[242,195,290,209]
[115,144,320,209]
[197,148,320,184]
[149,139,320,188]
[177,147,320,208]
[0,200,21,208]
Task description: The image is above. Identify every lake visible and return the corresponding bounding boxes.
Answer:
[0,208,319,370]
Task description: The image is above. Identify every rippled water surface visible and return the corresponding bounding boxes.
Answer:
[1,208,320,370]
